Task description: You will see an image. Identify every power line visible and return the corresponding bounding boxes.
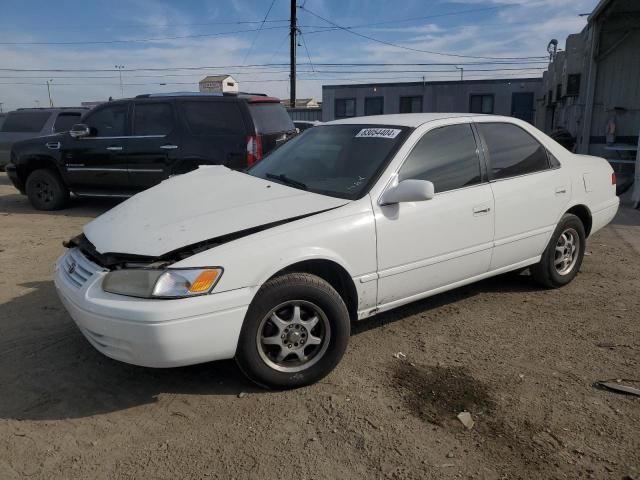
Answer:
[267,32,291,63]
[0,71,544,87]
[301,5,516,33]
[299,30,315,73]
[298,6,547,61]
[0,25,288,45]
[242,0,277,64]
[0,61,548,73]
[0,19,289,30]
[0,67,546,82]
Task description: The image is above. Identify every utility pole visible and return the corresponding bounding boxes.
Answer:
[456,66,464,81]
[0,102,3,113]
[46,79,54,107]
[115,65,125,97]
[289,0,297,108]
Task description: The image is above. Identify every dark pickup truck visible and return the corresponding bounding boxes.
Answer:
[6,92,296,210]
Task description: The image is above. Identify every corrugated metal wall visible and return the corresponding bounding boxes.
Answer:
[287,108,323,121]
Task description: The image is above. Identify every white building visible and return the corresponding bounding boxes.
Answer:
[198,75,239,94]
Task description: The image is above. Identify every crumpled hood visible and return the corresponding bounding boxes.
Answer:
[84,166,349,257]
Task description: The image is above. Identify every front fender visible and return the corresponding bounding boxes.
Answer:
[171,199,378,309]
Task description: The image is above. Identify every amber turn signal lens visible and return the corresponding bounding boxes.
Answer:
[188,270,220,293]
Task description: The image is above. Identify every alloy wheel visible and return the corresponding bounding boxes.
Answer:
[256,300,331,373]
[554,228,580,275]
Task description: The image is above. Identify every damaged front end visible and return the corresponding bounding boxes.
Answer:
[64,208,338,271]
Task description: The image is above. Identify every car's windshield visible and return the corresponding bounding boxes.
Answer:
[248,124,410,199]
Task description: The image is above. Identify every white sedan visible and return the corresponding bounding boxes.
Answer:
[54,113,619,388]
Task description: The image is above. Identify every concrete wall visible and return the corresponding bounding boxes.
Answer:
[322,78,542,122]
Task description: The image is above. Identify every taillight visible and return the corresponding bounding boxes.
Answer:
[246,135,263,166]
[611,172,617,185]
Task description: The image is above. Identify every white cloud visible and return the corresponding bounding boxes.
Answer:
[0,0,600,109]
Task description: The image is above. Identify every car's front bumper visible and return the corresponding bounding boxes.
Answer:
[54,248,254,368]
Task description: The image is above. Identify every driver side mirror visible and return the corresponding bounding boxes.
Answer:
[69,123,91,138]
[379,179,435,205]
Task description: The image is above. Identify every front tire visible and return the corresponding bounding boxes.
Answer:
[25,169,69,210]
[531,213,586,288]
[235,273,350,389]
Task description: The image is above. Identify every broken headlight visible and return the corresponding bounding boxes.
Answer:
[102,268,223,299]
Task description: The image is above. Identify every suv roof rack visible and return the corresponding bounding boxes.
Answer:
[134,91,281,102]
[15,106,89,111]
[135,92,226,98]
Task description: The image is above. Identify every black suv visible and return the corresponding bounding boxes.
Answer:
[6,92,296,210]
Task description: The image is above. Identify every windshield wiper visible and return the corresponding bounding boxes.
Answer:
[265,173,307,190]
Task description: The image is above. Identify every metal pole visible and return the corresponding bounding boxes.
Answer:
[456,66,464,81]
[46,80,53,107]
[115,65,124,97]
[632,126,640,209]
[290,0,297,108]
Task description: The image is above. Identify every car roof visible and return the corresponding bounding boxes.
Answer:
[11,107,88,113]
[326,113,515,127]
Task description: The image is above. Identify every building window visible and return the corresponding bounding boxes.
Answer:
[399,96,422,113]
[364,97,384,116]
[566,74,580,96]
[470,94,494,114]
[556,83,562,102]
[335,98,356,118]
[364,97,384,115]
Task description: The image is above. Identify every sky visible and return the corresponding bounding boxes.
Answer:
[0,0,600,111]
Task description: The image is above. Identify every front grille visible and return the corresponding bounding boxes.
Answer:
[61,248,104,289]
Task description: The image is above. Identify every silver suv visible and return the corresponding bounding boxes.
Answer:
[0,107,88,168]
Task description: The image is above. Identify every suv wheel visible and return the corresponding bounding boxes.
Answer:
[25,169,69,210]
[235,273,350,389]
[531,213,586,288]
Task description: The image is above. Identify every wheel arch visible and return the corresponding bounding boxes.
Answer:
[565,204,592,237]
[17,154,62,183]
[264,258,359,323]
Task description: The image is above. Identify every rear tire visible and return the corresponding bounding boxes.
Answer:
[235,273,350,389]
[25,169,69,210]
[531,213,585,288]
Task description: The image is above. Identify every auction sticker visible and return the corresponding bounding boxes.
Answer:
[355,128,401,139]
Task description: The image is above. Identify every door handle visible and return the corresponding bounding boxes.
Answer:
[106,146,123,151]
[160,144,179,150]
[473,205,491,215]
[46,141,61,150]
[555,187,567,194]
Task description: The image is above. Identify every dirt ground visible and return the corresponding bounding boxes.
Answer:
[0,172,638,480]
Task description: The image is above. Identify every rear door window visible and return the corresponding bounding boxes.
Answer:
[399,124,482,193]
[84,104,128,137]
[248,103,294,134]
[477,123,550,179]
[0,111,51,133]
[134,103,174,136]
[53,112,82,133]
[182,101,245,135]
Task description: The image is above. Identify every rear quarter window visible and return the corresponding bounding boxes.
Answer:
[477,122,550,180]
[0,111,51,133]
[54,112,82,133]
[181,101,245,135]
[248,103,295,134]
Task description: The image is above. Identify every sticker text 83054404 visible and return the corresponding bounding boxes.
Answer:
[355,128,401,139]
